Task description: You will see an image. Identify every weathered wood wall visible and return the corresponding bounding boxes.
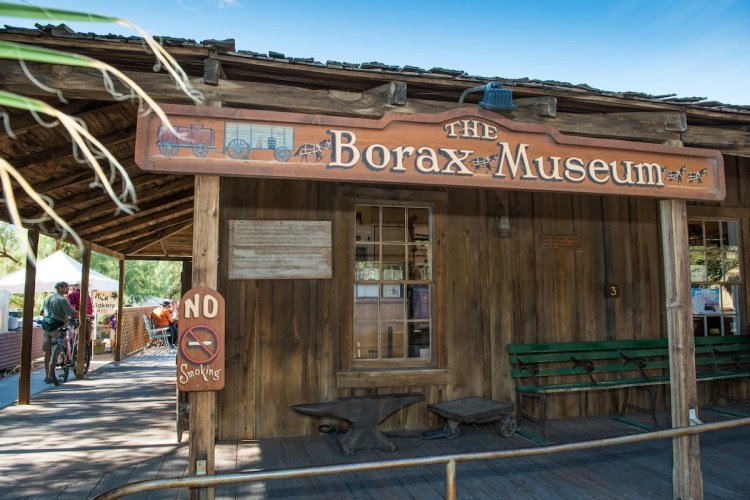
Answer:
[218,155,749,439]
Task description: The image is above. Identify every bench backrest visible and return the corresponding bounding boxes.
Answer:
[508,339,669,381]
[695,335,750,372]
[507,336,750,382]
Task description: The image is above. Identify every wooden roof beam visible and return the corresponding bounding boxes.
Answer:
[20,173,174,221]
[12,156,139,208]
[4,62,746,148]
[159,239,170,257]
[543,111,687,143]
[106,212,194,249]
[9,125,135,171]
[0,101,127,140]
[124,253,192,261]
[362,81,408,106]
[113,219,193,254]
[204,57,226,86]
[74,181,194,235]
[0,62,555,119]
[682,126,750,157]
[87,199,194,243]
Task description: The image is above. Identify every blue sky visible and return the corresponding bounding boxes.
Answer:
[2,0,749,105]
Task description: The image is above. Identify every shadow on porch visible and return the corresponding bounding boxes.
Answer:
[203,406,748,500]
[1,345,747,499]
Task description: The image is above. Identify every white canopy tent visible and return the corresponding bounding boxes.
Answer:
[0,250,119,293]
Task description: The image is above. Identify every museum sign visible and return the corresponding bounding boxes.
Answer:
[136,105,725,201]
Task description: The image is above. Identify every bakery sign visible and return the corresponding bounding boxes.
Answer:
[136,105,725,200]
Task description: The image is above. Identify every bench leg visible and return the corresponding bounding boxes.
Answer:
[717,379,750,405]
[516,391,525,428]
[647,386,658,428]
[539,394,549,440]
[517,392,550,440]
[621,386,659,428]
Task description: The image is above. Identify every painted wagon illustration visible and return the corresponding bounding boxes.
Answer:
[223,122,295,162]
[157,124,215,158]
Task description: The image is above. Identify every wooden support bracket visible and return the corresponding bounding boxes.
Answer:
[204,57,227,86]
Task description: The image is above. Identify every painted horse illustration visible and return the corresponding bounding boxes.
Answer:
[293,139,331,162]
[471,154,499,172]
[665,166,687,182]
[687,168,708,184]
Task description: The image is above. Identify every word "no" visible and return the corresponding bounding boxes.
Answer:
[184,294,219,319]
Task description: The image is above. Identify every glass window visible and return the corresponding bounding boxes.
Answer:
[689,219,743,336]
[353,203,433,363]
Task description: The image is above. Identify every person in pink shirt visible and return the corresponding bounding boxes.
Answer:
[67,282,94,341]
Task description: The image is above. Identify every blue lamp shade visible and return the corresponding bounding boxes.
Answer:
[458,82,516,112]
[479,82,516,111]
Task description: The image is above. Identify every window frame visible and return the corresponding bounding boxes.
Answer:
[337,186,446,372]
[687,214,745,337]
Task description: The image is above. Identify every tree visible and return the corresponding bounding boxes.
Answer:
[0,221,23,275]
[125,260,182,304]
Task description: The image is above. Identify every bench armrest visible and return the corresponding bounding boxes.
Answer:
[516,358,540,386]
[619,351,650,380]
[570,356,597,384]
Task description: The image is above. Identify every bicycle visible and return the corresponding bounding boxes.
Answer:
[50,318,91,385]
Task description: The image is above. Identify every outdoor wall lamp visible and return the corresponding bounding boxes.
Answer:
[494,214,512,238]
[493,202,513,239]
[458,82,517,111]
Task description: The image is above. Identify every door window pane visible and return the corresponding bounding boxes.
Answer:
[354,323,378,359]
[689,218,744,337]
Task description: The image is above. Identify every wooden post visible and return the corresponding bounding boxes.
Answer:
[181,260,192,297]
[189,174,220,500]
[18,229,39,405]
[660,198,703,499]
[76,243,91,379]
[114,259,125,362]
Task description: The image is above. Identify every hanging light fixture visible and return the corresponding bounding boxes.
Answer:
[458,82,516,111]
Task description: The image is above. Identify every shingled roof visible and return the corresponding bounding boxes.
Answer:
[3,23,749,113]
[0,24,748,259]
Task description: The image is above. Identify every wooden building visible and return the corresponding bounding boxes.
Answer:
[1,25,749,494]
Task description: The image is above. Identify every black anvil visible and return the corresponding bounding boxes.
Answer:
[291,393,424,455]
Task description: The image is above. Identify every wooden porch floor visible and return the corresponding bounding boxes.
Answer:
[208,410,749,500]
[0,348,747,499]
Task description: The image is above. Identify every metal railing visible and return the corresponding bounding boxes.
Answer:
[97,417,750,499]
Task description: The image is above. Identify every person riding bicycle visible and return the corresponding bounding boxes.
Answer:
[40,281,77,384]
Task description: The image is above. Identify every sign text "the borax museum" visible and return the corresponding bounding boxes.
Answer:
[137,106,725,201]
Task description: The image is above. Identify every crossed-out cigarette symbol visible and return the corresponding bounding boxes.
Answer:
[180,325,220,365]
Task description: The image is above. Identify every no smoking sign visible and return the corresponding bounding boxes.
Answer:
[177,287,225,392]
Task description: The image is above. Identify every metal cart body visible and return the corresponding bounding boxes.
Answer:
[427,396,516,439]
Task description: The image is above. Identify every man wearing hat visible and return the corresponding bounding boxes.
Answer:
[150,300,177,345]
[40,281,77,384]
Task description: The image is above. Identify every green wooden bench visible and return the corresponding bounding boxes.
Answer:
[507,336,750,439]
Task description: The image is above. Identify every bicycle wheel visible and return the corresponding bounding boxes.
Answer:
[73,343,92,376]
[51,344,69,385]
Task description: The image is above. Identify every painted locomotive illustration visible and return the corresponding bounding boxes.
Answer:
[156,122,296,162]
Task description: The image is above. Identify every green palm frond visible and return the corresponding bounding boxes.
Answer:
[0,90,49,113]
[0,3,118,23]
[0,40,95,67]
